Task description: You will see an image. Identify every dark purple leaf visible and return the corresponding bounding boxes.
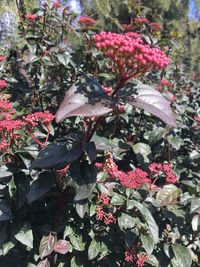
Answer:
[120,84,176,126]
[55,76,115,122]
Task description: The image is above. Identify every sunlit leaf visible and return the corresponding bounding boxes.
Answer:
[39,233,57,259]
[55,76,115,122]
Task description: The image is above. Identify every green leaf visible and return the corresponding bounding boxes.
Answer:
[191,214,200,231]
[88,239,101,260]
[55,76,115,122]
[70,257,84,267]
[132,142,151,163]
[57,52,70,67]
[0,166,12,178]
[0,241,15,256]
[167,136,181,150]
[141,234,154,254]
[31,138,82,170]
[39,233,57,259]
[75,203,89,218]
[127,200,159,244]
[156,185,181,206]
[70,161,97,201]
[118,213,135,229]
[190,199,200,213]
[110,193,125,205]
[146,255,159,267]
[149,127,165,146]
[69,234,85,251]
[172,245,192,267]
[36,259,50,267]
[15,224,33,248]
[27,171,54,203]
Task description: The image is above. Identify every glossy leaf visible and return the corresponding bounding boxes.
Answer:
[141,234,154,255]
[70,161,97,201]
[127,200,159,244]
[54,240,71,254]
[15,224,33,248]
[37,259,50,267]
[27,171,54,203]
[132,142,151,163]
[31,139,82,170]
[118,213,135,229]
[55,76,115,122]
[39,233,57,259]
[88,239,101,260]
[172,245,192,267]
[120,83,176,126]
[75,203,89,218]
[156,185,181,206]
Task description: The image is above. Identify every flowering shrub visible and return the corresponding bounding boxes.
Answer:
[0,1,199,267]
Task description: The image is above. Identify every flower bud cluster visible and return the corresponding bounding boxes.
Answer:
[25,14,39,21]
[96,206,116,225]
[0,80,8,89]
[78,16,96,26]
[0,55,5,62]
[24,111,54,127]
[92,31,170,80]
[136,254,148,267]
[52,1,62,8]
[149,162,178,183]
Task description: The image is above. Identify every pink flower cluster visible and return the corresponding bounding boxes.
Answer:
[194,116,200,123]
[96,206,116,225]
[96,152,151,189]
[125,247,135,262]
[52,1,62,8]
[25,13,39,21]
[136,254,148,267]
[149,162,178,184]
[92,32,170,81]
[150,22,162,32]
[99,193,110,205]
[0,55,5,62]
[0,80,8,89]
[78,16,96,26]
[119,168,151,189]
[102,86,112,94]
[160,79,173,88]
[24,111,54,127]
[135,17,149,24]
[0,90,54,152]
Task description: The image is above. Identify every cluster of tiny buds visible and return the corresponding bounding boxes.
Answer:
[102,86,112,94]
[194,116,200,123]
[149,162,178,183]
[0,55,5,62]
[25,14,39,21]
[92,31,170,80]
[24,111,55,127]
[96,206,116,225]
[0,138,10,151]
[99,193,110,205]
[52,1,62,8]
[160,79,173,88]
[78,16,96,26]
[0,80,8,89]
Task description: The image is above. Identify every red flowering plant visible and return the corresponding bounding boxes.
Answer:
[0,2,199,267]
